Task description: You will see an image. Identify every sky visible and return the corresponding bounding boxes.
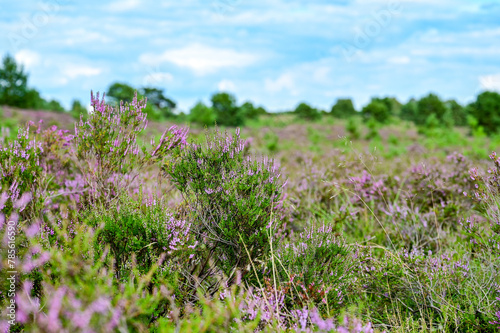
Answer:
[1,0,500,113]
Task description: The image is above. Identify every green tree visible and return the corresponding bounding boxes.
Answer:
[23,88,45,109]
[71,100,88,120]
[361,99,390,123]
[140,87,176,119]
[444,100,467,126]
[46,99,65,112]
[294,102,321,121]
[373,97,401,117]
[415,93,446,125]
[189,101,216,127]
[240,101,267,120]
[400,98,418,122]
[210,92,244,127]
[0,54,28,107]
[330,98,356,119]
[467,91,500,135]
[106,82,136,104]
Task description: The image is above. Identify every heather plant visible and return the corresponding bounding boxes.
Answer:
[74,91,188,206]
[3,215,176,332]
[165,128,286,284]
[0,121,73,219]
[463,151,500,255]
[83,194,195,280]
[269,223,354,313]
[352,246,498,332]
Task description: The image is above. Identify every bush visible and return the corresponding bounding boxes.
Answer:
[188,101,216,127]
[85,196,195,280]
[165,128,286,281]
[270,223,354,312]
[467,91,500,135]
[344,117,360,140]
[294,102,321,121]
[361,99,391,124]
[211,92,245,127]
[331,99,356,119]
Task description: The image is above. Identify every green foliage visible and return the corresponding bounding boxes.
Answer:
[211,92,245,127]
[400,98,418,121]
[70,100,88,120]
[365,118,380,139]
[294,102,321,121]
[264,130,279,152]
[85,196,194,280]
[331,98,356,119]
[0,54,28,107]
[445,99,468,126]
[346,117,361,139]
[415,93,447,125]
[46,99,65,112]
[467,91,500,135]
[442,108,455,128]
[165,128,285,279]
[106,82,136,104]
[141,86,176,119]
[272,224,354,311]
[188,101,216,127]
[362,99,391,123]
[240,101,267,120]
[107,83,177,121]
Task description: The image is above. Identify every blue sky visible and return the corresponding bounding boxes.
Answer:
[1,0,500,112]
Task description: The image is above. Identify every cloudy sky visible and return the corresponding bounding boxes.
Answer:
[1,0,500,112]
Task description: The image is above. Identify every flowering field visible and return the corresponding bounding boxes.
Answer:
[1,93,499,332]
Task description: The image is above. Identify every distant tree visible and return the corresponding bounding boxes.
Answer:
[0,54,28,107]
[255,106,267,117]
[330,98,356,119]
[71,100,88,120]
[415,93,446,125]
[189,101,216,127]
[294,102,321,121]
[444,100,467,126]
[211,92,244,127]
[46,99,65,112]
[107,82,135,104]
[23,88,45,109]
[400,98,418,122]
[140,87,176,119]
[240,101,267,120]
[467,91,500,135]
[362,99,390,123]
[373,97,401,117]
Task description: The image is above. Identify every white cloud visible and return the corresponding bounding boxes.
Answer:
[63,65,102,79]
[479,74,500,91]
[264,73,297,95]
[139,43,259,75]
[217,79,236,92]
[14,50,41,69]
[142,72,174,86]
[106,0,141,12]
[388,56,411,65]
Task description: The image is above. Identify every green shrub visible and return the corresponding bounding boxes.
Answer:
[188,101,216,127]
[165,128,285,281]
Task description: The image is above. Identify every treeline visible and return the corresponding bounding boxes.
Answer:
[1,53,500,135]
[292,93,500,135]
